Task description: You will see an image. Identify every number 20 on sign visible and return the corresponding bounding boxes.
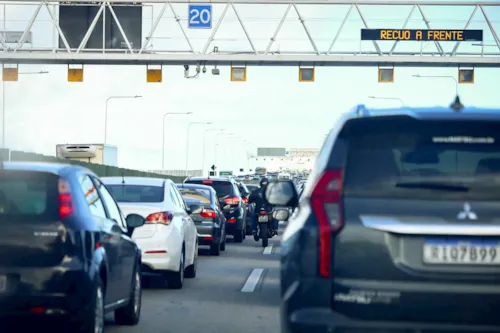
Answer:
[188,4,212,29]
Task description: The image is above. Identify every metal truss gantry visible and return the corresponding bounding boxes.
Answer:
[1,0,500,66]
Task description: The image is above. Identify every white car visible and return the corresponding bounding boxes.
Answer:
[102,176,198,289]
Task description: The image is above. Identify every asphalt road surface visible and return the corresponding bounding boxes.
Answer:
[105,230,282,333]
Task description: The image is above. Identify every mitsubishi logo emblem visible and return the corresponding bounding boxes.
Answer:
[457,202,478,220]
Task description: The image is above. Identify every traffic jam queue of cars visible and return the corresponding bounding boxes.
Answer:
[0,163,260,332]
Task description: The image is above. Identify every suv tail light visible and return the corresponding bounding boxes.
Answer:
[145,212,174,225]
[224,197,240,205]
[310,169,344,278]
[242,197,248,204]
[58,178,73,219]
[200,209,217,219]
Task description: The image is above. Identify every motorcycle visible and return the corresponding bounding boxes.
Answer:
[255,206,277,247]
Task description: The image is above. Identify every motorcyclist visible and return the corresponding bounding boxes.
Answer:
[248,177,279,240]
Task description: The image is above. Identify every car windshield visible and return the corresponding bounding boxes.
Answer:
[0,171,59,221]
[107,184,164,203]
[179,188,211,205]
[342,117,500,201]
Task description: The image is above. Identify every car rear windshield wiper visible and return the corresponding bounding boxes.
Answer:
[395,181,469,192]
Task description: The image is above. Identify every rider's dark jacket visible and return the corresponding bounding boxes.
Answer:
[248,187,272,212]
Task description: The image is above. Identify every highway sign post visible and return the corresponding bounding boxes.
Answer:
[188,4,212,29]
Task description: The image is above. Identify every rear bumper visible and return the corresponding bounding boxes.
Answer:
[223,206,243,221]
[196,224,219,246]
[283,306,500,333]
[0,293,77,318]
[226,219,244,233]
[135,225,182,272]
[0,266,92,319]
[224,208,245,233]
[281,271,500,332]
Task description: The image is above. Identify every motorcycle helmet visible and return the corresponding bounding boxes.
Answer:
[260,177,269,187]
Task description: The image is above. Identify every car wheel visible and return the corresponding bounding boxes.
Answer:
[210,240,221,256]
[220,232,226,251]
[115,266,141,325]
[73,275,105,333]
[167,247,184,289]
[233,228,243,243]
[185,241,198,278]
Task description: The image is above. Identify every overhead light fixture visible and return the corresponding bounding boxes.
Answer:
[146,64,162,83]
[378,67,394,83]
[458,68,474,84]
[299,67,315,82]
[231,66,246,82]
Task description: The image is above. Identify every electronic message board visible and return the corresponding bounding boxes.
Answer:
[361,29,482,42]
[59,2,143,50]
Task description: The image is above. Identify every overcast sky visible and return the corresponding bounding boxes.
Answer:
[2,1,500,172]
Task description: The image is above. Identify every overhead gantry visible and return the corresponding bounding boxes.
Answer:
[0,0,498,67]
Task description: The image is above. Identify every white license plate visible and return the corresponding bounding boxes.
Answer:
[0,275,6,292]
[423,239,500,265]
[258,215,269,223]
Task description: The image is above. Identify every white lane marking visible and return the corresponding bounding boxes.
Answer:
[241,268,264,292]
[263,245,273,255]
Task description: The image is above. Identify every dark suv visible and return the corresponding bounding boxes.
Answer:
[0,162,145,332]
[184,177,247,243]
[267,105,500,333]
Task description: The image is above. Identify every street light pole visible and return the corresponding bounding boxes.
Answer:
[412,74,459,97]
[2,79,4,150]
[202,129,223,175]
[368,96,405,106]
[214,132,234,173]
[185,122,211,172]
[229,135,242,173]
[162,112,192,170]
[104,95,142,145]
[2,70,49,149]
[242,139,251,173]
[231,136,248,173]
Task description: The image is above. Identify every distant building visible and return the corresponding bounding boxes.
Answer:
[249,148,318,172]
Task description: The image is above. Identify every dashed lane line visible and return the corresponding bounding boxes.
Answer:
[241,268,264,292]
[263,245,273,255]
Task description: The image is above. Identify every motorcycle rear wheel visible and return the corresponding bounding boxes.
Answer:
[260,223,268,247]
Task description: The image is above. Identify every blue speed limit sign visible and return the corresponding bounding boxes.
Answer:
[188,4,212,29]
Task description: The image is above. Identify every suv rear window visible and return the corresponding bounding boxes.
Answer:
[186,180,234,198]
[0,170,59,221]
[341,116,500,201]
[107,184,164,203]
